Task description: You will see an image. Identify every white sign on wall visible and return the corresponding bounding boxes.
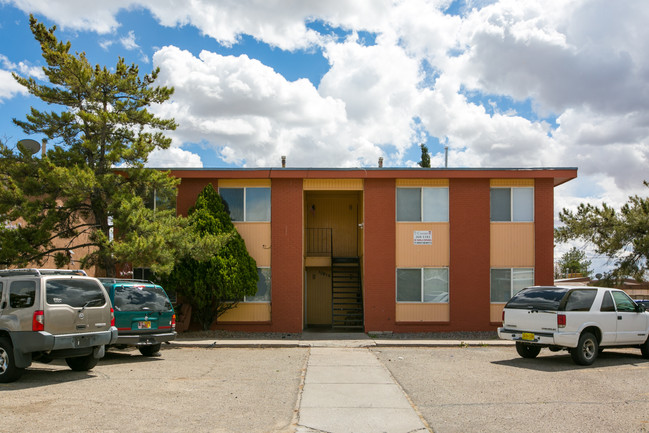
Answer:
[413,230,433,245]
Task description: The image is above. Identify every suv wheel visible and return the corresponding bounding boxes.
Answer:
[0,337,25,383]
[570,332,598,366]
[641,336,649,358]
[139,343,161,357]
[65,354,99,371]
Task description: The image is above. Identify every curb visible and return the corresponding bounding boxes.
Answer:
[168,339,515,349]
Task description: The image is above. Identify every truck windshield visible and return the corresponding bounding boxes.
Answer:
[505,287,569,311]
[113,285,172,312]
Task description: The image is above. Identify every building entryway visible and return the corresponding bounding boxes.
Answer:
[304,191,364,330]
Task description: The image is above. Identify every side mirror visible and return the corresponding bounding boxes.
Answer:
[637,304,646,313]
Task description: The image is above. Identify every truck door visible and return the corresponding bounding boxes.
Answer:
[612,291,648,344]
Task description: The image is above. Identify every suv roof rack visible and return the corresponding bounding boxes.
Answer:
[0,268,88,277]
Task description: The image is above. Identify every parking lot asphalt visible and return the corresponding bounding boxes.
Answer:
[2,335,648,433]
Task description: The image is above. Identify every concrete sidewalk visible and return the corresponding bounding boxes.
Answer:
[168,331,514,349]
[166,333,513,433]
[296,347,429,433]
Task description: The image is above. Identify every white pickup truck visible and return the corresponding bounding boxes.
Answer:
[497,286,649,365]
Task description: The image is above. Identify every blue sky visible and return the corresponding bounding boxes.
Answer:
[2,0,649,273]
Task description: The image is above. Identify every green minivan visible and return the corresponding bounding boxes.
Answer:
[99,278,176,356]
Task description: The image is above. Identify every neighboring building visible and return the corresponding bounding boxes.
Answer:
[170,166,577,334]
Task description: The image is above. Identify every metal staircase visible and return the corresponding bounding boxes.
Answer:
[331,257,363,329]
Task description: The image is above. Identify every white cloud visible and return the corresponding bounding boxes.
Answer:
[120,30,139,50]
[0,69,26,100]
[7,0,649,227]
[151,46,350,167]
[0,54,45,101]
[146,145,202,168]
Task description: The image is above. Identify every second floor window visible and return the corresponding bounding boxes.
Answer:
[219,187,271,222]
[397,187,449,222]
[490,187,533,222]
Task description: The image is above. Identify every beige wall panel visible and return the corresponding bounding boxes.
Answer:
[234,222,271,266]
[219,303,271,322]
[303,179,363,190]
[305,257,331,267]
[395,304,450,322]
[396,223,449,267]
[396,179,449,187]
[490,303,505,323]
[490,223,535,267]
[306,267,332,325]
[490,179,534,187]
[218,179,271,187]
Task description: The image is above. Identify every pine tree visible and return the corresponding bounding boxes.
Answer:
[0,16,210,276]
[162,185,259,330]
[419,143,431,168]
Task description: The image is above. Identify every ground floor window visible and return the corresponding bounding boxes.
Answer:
[396,268,449,303]
[245,267,271,302]
[490,268,534,302]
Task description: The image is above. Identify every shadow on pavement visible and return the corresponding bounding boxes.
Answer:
[493,349,649,372]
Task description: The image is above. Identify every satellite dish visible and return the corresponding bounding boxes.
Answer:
[17,139,41,156]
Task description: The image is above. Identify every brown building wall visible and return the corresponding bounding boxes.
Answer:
[269,178,304,332]
[363,178,396,332]
[534,178,555,285]
[449,178,492,331]
[176,178,217,216]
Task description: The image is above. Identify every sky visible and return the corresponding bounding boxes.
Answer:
[1,0,648,273]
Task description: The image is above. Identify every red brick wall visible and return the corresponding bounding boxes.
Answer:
[535,178,555,285]
[363,178,396,332]
[449,178,492,330]
[270,178,304,332]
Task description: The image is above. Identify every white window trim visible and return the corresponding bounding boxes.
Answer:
[396,267,449,304]
[244,266,271,303]
[491,187,534,222]
[490,267,535,303]
[396,187,449,222]
[219,187,271,222]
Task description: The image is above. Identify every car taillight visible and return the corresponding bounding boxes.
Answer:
[32,310,44,331]
[557,314,566,328]
[110,307,115,327]
[171,314,176,330]
[502,310,505,323]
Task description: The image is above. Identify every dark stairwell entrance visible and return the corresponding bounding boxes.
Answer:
[304,191,364,331]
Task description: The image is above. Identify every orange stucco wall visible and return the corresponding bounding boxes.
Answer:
[167,168,575,333]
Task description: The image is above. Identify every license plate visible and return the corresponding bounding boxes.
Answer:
[522,332,535,341]
[138,321,151,329]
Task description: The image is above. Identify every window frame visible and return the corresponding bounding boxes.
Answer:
[396,187,449,222]
[219,187,271,222]
[490,187,534,222]
[490,267,535,303]
[244,267,271,303]
[396,267,449,303]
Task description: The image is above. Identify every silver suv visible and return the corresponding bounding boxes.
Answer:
[0,269,118,382]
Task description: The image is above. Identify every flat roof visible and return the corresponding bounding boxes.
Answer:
[161,167,578,187]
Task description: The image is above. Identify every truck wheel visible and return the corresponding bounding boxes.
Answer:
[0,337,25,383]
[641,336,649,358]
[139,343,161,357]
[65,354,99,371]
[516,342,541,358]
[570,332,598,365]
